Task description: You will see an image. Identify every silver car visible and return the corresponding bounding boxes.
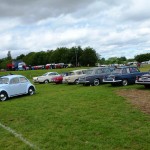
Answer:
[0,75,35,101]
[135,72,150,88]
[33,72,60,84]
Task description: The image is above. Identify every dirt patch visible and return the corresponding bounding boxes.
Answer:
[116,89,150,114]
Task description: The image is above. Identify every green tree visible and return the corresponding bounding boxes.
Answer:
[135,53,150,62]
[23,52,36,66]
[0,58,9,69]
[7,51,12,60]
[16,54,25,60]
[79,47,98,66]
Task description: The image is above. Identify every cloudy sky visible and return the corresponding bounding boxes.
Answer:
[0,0,150,59]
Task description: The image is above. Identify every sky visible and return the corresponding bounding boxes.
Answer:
[0,0,150,59]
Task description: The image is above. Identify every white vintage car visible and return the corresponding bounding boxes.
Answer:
[0,75,35,101]
[63,69,87,84]
[33,72,60,83]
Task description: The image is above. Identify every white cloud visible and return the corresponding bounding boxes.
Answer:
[0,0,150,59]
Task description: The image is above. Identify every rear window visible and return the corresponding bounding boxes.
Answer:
[20,77,28,83]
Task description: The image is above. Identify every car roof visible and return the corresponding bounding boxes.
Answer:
[46,72,58,73]
[117,66,137,69]
[88,67,111,70]
[70,69,87,72]
[1,75,25,79]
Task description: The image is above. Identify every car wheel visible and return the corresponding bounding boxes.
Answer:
[93,79,100,86]
[44,80,49,84]
[74,79,79,85]
[0,91,8,101]
[28,87,35,95]
[122,79,128,86]
[144,85,150,88]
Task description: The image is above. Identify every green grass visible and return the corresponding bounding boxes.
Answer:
[0,66,150,150]
[1,67,90,80]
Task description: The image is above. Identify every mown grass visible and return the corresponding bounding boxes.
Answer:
[0,65,150,150]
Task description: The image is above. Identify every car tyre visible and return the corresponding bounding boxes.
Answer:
[44,80,49,84]
[28,87,35,95]
[122,79,128,86]
[93,79,100,86]
[74,79,79,85]
[0,91,8,101]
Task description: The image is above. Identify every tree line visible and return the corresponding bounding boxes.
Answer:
[0,46,149,69]
[0,46,99,69]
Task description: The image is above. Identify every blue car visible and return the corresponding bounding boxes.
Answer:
[0,75,35,101]
[78,67,114,86]
[103,66,147,86]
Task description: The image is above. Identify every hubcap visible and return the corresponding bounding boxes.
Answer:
[29,89,34,95]
[45,80,48,84]
[94,79,99,86]
[75,80,79,84]
[122,80,127,86]
[0,94,6,101]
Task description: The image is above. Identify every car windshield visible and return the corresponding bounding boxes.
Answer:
[112,68,122,74]
[69,72,75,76]
[0,77,9,84]
[42,73,48,76]
[86,70,93,75]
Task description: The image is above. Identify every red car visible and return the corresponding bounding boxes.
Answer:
[52,75,63,84]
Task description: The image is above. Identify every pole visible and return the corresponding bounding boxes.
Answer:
[75,50,77,67]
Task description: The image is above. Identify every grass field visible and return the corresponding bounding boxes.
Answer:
[0,65,150,150]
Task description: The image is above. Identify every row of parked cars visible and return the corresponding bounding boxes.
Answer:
[0,66,149,101]
[33,66,150,87]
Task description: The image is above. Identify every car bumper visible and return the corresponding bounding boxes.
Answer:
[33,79,44,83]
[33,80,39,83]
[135,81,150,85]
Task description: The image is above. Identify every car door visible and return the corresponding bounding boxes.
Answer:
[129,67,141,83]
[8,77,20,96]
[94,68,103,81]
[102,68,111,79]
[48,72,58,82]
[74,71,83,82]
[19,77,28,94]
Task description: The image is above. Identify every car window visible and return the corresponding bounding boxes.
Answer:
[86,70,93,75]
[50,73,57,75]
[20,77,28,83]
[122,69,127,74]
[10,77,19,84]
[95,69,102,74]
[70,72,75,75]
[129,67,139,73]
[104,68,111,73]
[112,68,122,74]
[76,71,82,75]
[82,70,87,74]
[43,73,48,76]
[0,78,9,84]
